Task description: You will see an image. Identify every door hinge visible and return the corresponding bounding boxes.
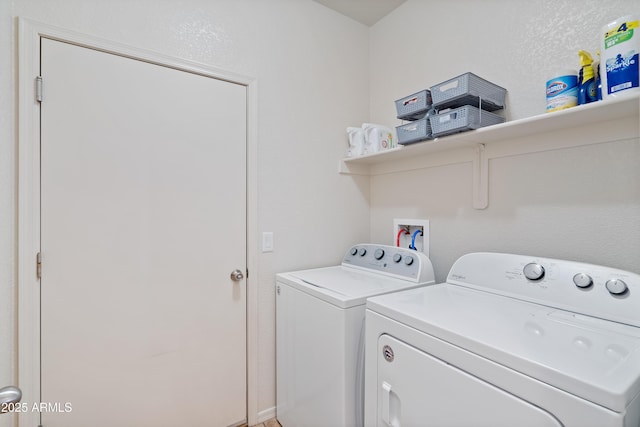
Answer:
[36,252,42,279]
[35,76,43,102]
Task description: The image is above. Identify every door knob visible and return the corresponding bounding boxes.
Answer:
[0,386,22,413]
[230,269,245,282]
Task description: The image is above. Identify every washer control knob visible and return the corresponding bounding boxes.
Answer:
[350,247,358,256]
[374,249,385,260]
[404,255,414,266]
[573,273,593,289]
[393,253,402,263]
[358,248,367,256]
[523,263,545,281]
[606,279,628,295]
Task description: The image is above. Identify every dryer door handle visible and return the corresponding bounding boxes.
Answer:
[381,382,392,426]
[381,381,400,427]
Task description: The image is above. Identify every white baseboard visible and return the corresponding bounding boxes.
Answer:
[257,406,277,423]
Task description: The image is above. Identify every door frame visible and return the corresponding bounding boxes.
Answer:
[17,18,260,427]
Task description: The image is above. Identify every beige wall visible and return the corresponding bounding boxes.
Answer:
[1,1,370,424]
[2,0,640,425]
[368,0,640,283]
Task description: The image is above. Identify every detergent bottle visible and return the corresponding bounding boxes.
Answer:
[362,123,394,154]
[577,50,598,105]
[346,127,365,157]
[595,50,603,100]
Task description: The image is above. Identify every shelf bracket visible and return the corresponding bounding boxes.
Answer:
[473,143,488,209]
[338,159,370,176]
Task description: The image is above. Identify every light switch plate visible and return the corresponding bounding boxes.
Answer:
[262,232,274,252]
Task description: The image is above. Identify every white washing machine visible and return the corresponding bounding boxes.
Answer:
[276,244,435,427]
[364,252,640,427]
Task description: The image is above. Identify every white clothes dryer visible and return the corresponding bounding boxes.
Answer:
[364,252,640,427]
[276,244,435,427]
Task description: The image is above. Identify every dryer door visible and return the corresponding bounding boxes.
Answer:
[376,335,563,427]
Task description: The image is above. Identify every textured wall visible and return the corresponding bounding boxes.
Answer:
[369,0,640,282]
[371,0,640,122]
[2,1,370,424]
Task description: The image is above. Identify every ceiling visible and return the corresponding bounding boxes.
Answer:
[312,0,407,26]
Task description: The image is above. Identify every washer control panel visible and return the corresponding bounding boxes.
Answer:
[342,244,433,283]
[447,252,640,327]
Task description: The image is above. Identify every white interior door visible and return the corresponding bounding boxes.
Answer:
[39,38,247,427]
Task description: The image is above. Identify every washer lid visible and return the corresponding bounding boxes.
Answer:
[277,266,432,308]
[366,284,640,412]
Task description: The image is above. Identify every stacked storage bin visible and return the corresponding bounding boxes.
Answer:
[395,90,436,145]
[395,73,507,145]
[429,72,506,137]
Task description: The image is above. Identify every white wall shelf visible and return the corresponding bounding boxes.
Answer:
[339,94,640,176]
[339,94,639,209]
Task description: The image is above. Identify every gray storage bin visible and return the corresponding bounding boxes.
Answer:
[429,105,505,137]
[431,72,506,111]
[395,90,433,120]
[397,118,432,145]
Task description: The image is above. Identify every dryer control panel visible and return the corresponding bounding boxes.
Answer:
[447,252,640,328]
[342,244,435,283]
